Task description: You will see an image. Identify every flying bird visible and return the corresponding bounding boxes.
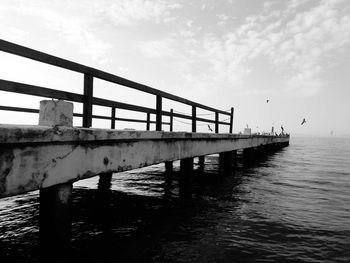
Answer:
[266,99,270,103]
[301,118,306,125]
[207,125,213,132]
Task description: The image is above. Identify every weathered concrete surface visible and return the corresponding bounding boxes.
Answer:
[0,124,289,198]
[39,100,73,127]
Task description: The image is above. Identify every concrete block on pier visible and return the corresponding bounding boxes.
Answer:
[39,100,73,127]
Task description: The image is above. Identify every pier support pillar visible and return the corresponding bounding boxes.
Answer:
[39,183,72,257]
[98,172,113,191]
[165,161,173,184]
[219,152,224,165]
[165,161,173,177]
[97,172,113,228]
[233,150,237,166]
[179,158,193,198]
[198,156,205,172]
[220,151,234,174]
[38,100,73,260]
[243,147,255,160]
[164,161,173,200]
[198,156,205,167]
[165,161,173,188]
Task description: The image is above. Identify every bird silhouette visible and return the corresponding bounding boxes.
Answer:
[207,125,213,132]
[266,99,269,103]
[301,118,306,125]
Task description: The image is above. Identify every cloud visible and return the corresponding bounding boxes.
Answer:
[217,14,229,26]
[42,12,112,62]
[138,38,176,58]
[269,0,350,93]
[0,26,29,42]
[185,0,350,96]
[102,0,182,26]
[1,1,112,63]
[285,0,314,12]
[4,0,348,99]
[0,0,182,63]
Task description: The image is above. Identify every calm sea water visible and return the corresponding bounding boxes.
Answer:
[0,136,349,262]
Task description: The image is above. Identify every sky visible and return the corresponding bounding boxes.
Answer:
[0,0,350,136]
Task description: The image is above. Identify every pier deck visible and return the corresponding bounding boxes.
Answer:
[0,124,289,198]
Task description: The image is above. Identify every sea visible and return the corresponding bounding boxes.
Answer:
[0,136,349,262]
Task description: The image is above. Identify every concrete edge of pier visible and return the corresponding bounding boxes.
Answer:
[0,124,288,144]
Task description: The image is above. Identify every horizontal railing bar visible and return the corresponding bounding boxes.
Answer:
[91,114,111,120]
[0,105,39,114]
[0,106,173,126]
[162,111,214,124]
[0,79,156,114]
[94,71,230,115]
[114,117,152,124]
[92,114,141,123]
[197,116,220,124]
[0,79,84,102]
[92,114,170,125]
[0,104,229,126]
[0,105,85,119]
[0,39,230,116]
[162,111,191,120]
[93,97,156,114]
[113,118,170,125]
[0,39,91,75]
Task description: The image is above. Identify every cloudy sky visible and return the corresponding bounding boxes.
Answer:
[0,0,349,136]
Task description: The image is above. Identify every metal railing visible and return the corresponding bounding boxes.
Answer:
[0,39,234,132]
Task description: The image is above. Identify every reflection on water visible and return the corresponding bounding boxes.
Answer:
[0,136,350,262]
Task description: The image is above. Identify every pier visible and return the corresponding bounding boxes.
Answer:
[0,40,289,259]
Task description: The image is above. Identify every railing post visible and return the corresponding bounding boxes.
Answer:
[215,111,219,133]
[192,106,196,132]
[83,74,93,128]
[170,109,173,132]
[156,95,162,131]
[146,113,151,131]
[229,107,234,133]
[111,107,115,129]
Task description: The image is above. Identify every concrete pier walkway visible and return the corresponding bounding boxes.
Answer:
[0,124,289,198]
